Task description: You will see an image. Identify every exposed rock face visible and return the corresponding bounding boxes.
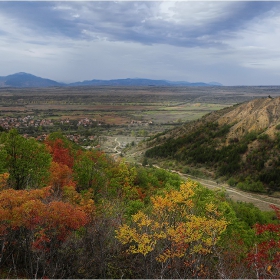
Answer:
[217,97,280,141]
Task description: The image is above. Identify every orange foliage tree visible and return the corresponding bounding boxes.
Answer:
[44,134,79,198]
[0,173,9,189]
[45,137,74,168]
[49,161,74,194]
[0,186,90,278]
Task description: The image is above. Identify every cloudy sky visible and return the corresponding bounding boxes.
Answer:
[0,1,280,86]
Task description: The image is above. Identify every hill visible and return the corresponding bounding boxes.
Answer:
[0,72,222,87]
[0,72,63,87]
[144,96,280,194]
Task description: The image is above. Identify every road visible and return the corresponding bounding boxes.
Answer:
[156,165,280,212]
[114,139,280,212]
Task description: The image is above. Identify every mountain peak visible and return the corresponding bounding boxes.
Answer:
[14,72,30,75]
[10,72,36,77]
[0,72,62,88]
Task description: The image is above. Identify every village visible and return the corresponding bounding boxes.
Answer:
[0,115,152,149]
[0,116,100,144]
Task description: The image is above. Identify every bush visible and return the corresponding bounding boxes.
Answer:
[228,177,238,187]
[257,133,269,140]
[243,131,258,143]
[237,177,266,193]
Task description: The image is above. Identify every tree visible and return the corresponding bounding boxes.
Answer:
[247,205,280,278]
[45,137,74,169]
[73,150,107,197]
[49,161,74,194]
[116,180,228,278]
[108,161,138,200]
[0,129,51,190]
[0,186,91,278]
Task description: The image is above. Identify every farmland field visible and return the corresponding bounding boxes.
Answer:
[1,85,280,148]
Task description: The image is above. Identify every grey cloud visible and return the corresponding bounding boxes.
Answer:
[73,1,280,48]
[0,2,86,39]
[194,2,280,34]
[1,1,280,49]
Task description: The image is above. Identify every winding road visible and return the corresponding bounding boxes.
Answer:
[112,137,122,159]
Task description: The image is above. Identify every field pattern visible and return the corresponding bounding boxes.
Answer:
[1,85,280,145]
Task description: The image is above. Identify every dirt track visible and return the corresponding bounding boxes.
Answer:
[177,171,280,212]
[152,165,280,212]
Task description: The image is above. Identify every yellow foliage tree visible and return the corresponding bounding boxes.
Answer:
[116,180,228,278]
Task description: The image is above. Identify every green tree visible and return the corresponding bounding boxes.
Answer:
[0,129,51,190]
[73,150,107,198]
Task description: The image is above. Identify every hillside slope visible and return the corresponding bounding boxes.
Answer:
[145,96,280,194]
[217,96,280,141]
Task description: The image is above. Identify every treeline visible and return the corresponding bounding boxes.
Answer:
[145,121,280,193]
[0,129,280,278]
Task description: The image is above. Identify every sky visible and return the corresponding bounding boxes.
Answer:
[1,1,280,86]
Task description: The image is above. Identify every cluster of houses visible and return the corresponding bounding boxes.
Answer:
[35,133,95,144]
[60,118,102,127]
[130,120,153,126]
[77,118,98,127]
[0,116,152,146]
[0,115,100,146]
[0,116,102,131]
[0,116,54,130]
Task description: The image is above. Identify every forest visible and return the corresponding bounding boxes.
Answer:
[0,128,280,279]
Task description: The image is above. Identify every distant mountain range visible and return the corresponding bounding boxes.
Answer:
[0,72,223,88]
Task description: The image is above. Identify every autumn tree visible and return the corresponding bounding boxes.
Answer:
[45,135,75,169]
[44,133,80,198]
[0,172,9,190]
[116,180,229,278]
[49,161,74,195]
[247,205,280,278]
[0,186,90,278]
